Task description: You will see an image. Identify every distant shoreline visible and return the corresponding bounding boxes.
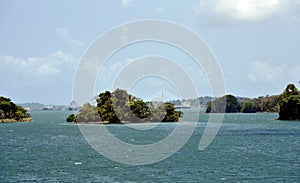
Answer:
[68,120,179,125]
[69,121,109,124]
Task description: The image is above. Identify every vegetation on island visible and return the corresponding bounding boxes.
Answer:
[205,94,281,114]
[66,103,100,123]
[0,96,31,122]
[205,83,300,121]
[278,84,300,120]
[206,94,241,113]
[205,90,283,113]
[246,95,280,113]
[66,89,182,123]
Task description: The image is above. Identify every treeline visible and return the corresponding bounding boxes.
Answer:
[206,94,280,113]
[205,83,300,121]
[0,96,31,122]
[67,89,182,123]
[241,95,280,113]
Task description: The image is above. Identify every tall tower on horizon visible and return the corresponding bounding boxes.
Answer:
[162,88,164,103]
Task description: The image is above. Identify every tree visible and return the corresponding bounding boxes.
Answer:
[241,101,255,113]
[111,89,133,122]
[15,110,25,120]
[96,91,120,123]
[162,103,182,122]
[224,95,241,113]
[66,103,101,123]
[278,84,300,120]
[206,94,241,113]
[147,102,165,122]
[66,114,76,122]
[0,96,31,121]
[129,99,150,121]
[251,95,280,112]
[0,110,5,119]
[76,103,101,122]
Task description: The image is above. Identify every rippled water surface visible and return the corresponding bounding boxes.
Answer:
[1,110,299,182]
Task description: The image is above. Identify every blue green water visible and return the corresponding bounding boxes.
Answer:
[1,110,299,182]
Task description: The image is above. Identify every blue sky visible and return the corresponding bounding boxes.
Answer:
[1,0,300,104]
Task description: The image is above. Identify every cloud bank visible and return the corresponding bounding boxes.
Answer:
[1,50,73,76]
[247,60,300,84]
[193,0,300,26]
[0,51,75,103]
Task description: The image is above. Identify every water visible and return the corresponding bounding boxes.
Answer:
[1,110,299,182]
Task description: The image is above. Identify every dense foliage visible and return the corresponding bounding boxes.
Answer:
[278,84,300,120]
[0,96,31,122]
[72,103,101,122]
[67,89,182,123]
[206,94,241,113]
[241,100,256,113]
[206,94,280,113]
[250,95,280,113]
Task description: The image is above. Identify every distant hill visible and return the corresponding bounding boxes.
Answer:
[169,94,280,113]
[169,96,250,109]
[169,96,216,108]
[18,102,45,110]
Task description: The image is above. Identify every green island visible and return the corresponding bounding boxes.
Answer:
[205,94,280,113]
[66,89,182,123]
[0,96,32,123]
[278,84,300,120]
[205,84,300,121]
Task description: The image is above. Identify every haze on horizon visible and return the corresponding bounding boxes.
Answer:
[1,0,299,105]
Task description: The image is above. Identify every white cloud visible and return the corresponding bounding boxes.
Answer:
[0,51,76,104]
[1,50,73,76]
[37,63,60,75]
[246,60,300,84]
[247,60,285,83]
[49,50,73,62]
[193,0,300,26]
[56,27,84,46]
[121,0,134,8]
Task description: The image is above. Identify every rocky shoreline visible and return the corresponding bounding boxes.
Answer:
[0,118,32,123]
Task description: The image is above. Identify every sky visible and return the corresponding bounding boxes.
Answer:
[1,0,300,105]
